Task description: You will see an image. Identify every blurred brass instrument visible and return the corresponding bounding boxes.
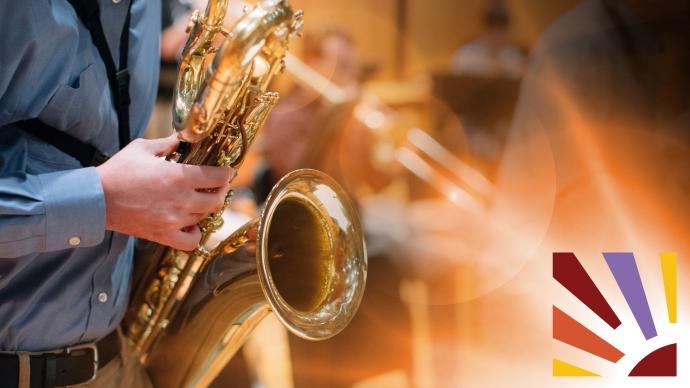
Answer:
[122,1,367,387]
[284,54,494,210]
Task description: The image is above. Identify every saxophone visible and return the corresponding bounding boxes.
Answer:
[122,1,368,387]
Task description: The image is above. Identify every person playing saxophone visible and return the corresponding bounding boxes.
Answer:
[0,1,234,387]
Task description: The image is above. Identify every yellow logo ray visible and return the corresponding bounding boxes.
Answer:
[553,359,600,377]
[661,252,677,323]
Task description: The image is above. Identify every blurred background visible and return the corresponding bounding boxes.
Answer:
[146,0,690,386]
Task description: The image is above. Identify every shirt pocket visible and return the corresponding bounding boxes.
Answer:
[36,63,115,155]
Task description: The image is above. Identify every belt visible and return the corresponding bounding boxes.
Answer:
[0,331,120,388]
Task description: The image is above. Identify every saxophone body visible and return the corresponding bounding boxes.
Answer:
[122,1,367,387]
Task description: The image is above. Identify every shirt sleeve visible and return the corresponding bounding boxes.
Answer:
[0,167,106,258]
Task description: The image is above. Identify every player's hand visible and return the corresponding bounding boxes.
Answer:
[96,134,235,251]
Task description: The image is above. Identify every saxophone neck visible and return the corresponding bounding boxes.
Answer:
[173,0,230,131]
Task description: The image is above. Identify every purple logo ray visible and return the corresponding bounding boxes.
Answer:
[603,252,657,340]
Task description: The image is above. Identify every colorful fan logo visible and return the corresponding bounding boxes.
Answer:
[552,252,678,377]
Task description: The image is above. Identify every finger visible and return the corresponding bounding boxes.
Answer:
[141,134,180,156]
[183,188,229,214]
[177,165,236,189]
[166,226,202,251]
[174,212,208,227]
[188,213,207,225]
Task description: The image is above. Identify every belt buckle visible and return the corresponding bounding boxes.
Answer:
[64,342,99,385]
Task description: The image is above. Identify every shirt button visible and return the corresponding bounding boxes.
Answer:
[112,0,122,4]
[98,292,109,304]
[68,236,81,246]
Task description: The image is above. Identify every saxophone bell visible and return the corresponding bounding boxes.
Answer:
[256,169,367,340]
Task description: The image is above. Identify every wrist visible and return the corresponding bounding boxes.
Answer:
[95,163,116,232]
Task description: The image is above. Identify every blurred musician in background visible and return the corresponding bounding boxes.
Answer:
[450,0,525,79]
[434,0,525,179]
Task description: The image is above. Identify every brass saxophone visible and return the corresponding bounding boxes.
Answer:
[121,1,368,387]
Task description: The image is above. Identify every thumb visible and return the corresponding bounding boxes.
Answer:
[143,133,180,156]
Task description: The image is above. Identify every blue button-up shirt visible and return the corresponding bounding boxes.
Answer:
[0,0,160,351]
